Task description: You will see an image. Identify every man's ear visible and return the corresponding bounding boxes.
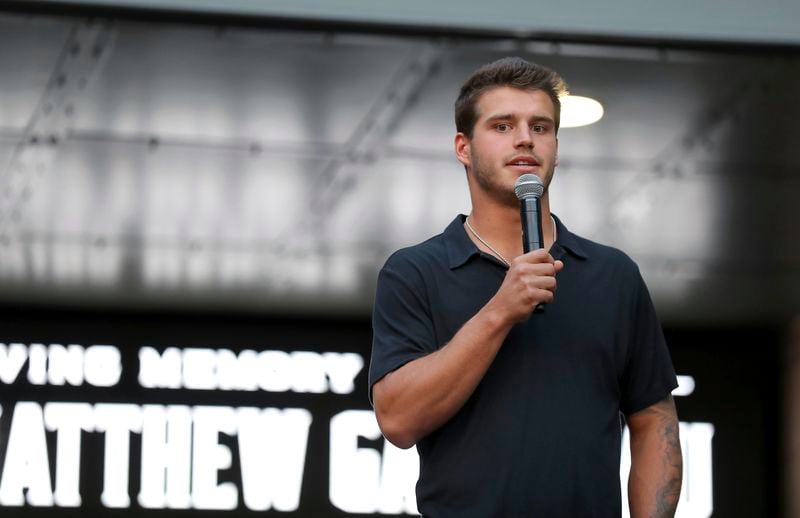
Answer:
[454,132,471,169]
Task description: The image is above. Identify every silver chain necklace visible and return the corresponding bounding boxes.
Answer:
[464,215,557,268]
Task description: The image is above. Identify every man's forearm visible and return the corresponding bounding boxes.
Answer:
[627,396,683,518]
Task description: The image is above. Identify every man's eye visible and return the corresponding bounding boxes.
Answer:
[496,123,511,132]
[532,124,546,133]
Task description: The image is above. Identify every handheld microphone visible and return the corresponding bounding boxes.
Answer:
[514,174,545,253]
[515,174,547,312]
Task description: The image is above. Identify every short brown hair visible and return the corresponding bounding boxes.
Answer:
[455,57,569,138]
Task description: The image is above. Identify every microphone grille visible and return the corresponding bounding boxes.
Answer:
[514,174,544,200]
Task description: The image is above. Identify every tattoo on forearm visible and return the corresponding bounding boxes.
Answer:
[631,396,683,518]
[653,419,682,516]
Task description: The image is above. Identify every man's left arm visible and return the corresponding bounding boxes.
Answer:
[626,395,682,518]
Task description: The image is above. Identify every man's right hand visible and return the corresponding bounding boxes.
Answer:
[487,249,564,324]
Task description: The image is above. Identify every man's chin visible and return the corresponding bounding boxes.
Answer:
[496,190,520,208]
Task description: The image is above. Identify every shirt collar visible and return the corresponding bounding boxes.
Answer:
[443,212,589,270]
[444,215,479,269]
[551,213,589,260]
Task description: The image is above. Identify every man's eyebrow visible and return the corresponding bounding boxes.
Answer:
[483,113,555,124]
[484,113,514,123]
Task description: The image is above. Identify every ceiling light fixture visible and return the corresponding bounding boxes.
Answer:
[559,95,604,128]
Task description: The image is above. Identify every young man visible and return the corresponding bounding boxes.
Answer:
[369,57,682,517]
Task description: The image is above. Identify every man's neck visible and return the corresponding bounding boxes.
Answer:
[467,194,555,260]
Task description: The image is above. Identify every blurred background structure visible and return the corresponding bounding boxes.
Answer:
[0,1,798,517]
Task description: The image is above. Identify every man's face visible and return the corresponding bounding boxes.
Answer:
[456,86,559,206]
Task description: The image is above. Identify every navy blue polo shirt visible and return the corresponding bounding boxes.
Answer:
[369,214,677,517]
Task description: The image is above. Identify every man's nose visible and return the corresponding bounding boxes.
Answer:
[515,126,533,148]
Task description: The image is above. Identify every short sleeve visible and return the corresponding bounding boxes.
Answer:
[619,267,678,415]
[368,256,437,405]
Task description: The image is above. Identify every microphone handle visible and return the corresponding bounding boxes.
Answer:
[520,196,546,313]
[519,197,544,253]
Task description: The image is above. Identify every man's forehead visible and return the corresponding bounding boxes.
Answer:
[474,86,555,119]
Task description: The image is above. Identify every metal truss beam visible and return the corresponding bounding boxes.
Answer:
[0,18,117,244]
[304,43,445,231]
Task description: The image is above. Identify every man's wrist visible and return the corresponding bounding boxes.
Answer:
[476,301,515,334]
